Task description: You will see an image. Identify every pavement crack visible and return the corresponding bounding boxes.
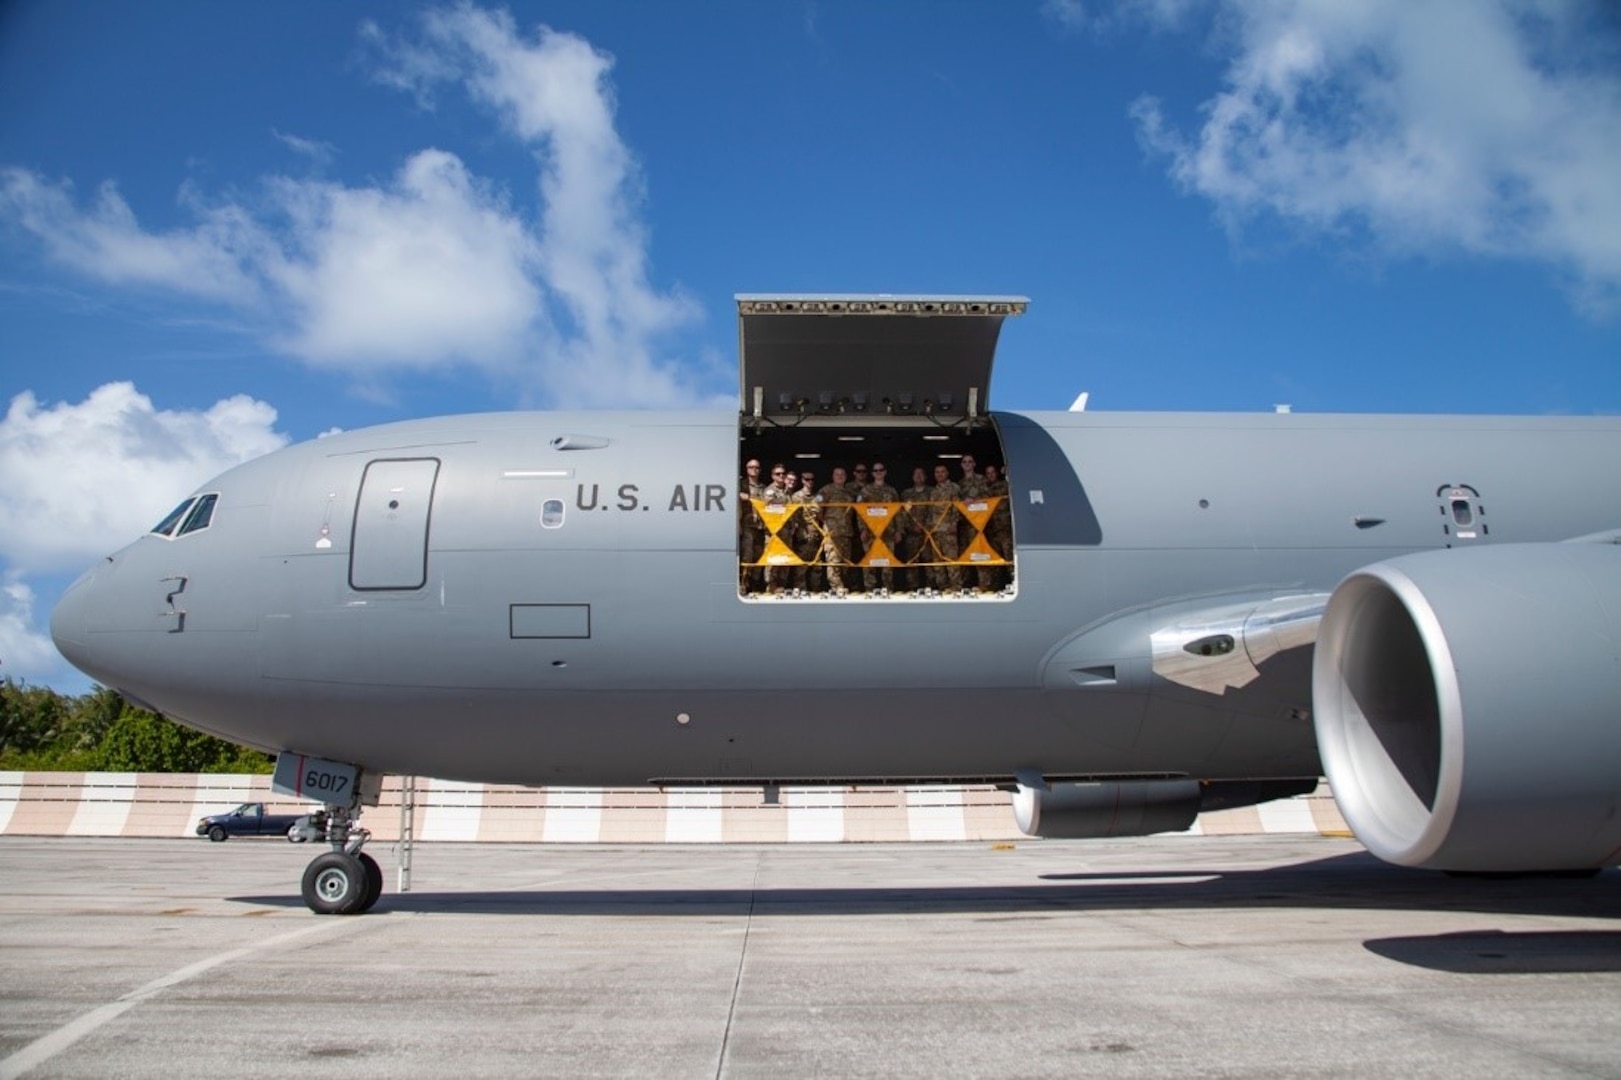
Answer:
[713,850,762,1080]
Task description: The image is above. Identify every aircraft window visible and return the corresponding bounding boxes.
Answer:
[1450,499,1474,527]
[151,498,195,537]
[177,493,219,536]
[540,499,565,528]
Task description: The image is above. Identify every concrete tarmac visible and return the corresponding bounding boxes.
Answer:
[2,836,1619,1079]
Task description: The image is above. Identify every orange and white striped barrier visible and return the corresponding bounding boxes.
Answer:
[0,772,1349,842]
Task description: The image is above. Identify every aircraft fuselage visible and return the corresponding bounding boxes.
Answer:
[50,408,1620,789]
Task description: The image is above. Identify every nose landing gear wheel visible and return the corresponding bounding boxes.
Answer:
[302,852,368,915]
[356,851,384,913]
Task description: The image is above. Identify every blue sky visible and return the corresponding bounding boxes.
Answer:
[2,1,1619,689]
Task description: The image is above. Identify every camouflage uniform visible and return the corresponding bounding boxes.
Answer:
[925,477,964,592]
[789,482,824,591]
[761,478,794,592]
[897,478,932,592]
[846,468,869,504]
[956,469,990,590]
[817,480,857,593]
[983,474,1012,591]
[739,476,768,593]
[856,479,901,592]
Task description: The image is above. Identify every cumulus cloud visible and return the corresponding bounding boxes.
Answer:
[0,382,288,574]
[1132,0,1621,313]
[265,149,544,372]
[0,574,63,683]
[0,382,288,686]
[367,5,703,406]
[0,5,707,406]
[0,169,268,304]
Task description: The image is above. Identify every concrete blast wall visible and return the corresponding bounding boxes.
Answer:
[0,773,1351,843]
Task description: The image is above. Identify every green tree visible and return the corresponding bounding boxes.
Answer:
[0,679,70,763]
[0,679,271,773]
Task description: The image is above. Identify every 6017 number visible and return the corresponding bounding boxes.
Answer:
[304,771,349,795]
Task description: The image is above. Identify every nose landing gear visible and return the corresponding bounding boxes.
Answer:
[300,801,382,915]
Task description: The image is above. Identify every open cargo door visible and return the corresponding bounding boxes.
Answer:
[738,295,1025,424]
[735,295,1027,601]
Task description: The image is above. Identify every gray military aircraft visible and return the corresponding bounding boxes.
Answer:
[50,295,1621,914]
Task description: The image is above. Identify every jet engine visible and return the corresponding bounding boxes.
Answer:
[1313,541,1621,872]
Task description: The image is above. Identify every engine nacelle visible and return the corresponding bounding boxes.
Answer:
[1313,542,1621,871]
[1013,780,1202,839]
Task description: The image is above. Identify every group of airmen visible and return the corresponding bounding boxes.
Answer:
[739,453,1013,596]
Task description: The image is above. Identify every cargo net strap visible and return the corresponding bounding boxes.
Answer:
[747,498,1008,567]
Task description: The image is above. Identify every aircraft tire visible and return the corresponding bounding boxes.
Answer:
[208,825,227,843]
[355,852,384,913]
[302,852,368,915]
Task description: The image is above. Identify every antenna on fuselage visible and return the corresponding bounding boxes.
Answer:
[1069,391,1089,412]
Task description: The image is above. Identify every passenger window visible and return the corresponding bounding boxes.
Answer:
[151,499,195,537]
[1450,499,1474,527]
[177,493,219,536]
[540,499,565,529]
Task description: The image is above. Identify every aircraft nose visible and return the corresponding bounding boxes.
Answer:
[50,564,96,664]
[48,557,126,677]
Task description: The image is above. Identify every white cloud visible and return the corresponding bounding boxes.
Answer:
[0,5,708,407]
[0,169,268,305]
[1043,0,1092,33]
[0,383,288,688]
[264,149,544,373]
[0,382,288,574]
[1132,0,1621,313]
[1045,0,1201,35]
[272,130,338,169]
[0,574,64,685]
[371,5,704,406]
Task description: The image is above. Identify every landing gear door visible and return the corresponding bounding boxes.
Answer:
[350,458,441,590]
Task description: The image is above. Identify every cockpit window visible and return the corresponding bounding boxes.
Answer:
[177,493,219,536]
[151,498,196,537]
[150,493,219,539]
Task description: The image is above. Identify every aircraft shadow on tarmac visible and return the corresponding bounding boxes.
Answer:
[236,850,1621,971]
[1363,930,1621,975]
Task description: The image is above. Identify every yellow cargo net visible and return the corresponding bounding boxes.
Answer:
[744,498,1008,568]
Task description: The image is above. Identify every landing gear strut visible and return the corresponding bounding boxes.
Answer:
[300,800,383,915]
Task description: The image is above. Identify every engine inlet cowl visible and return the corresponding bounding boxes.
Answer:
[1313,542,1621,872]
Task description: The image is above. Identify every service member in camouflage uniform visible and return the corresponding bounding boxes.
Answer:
[790,471,824,592]
[856,462,901,593]
[762,464,795,593]
[982,462,1012,592]
[897,465,932,593]
[955,453,991,591]
[739,458,768,593]
[847,464,869,501]
[817,466,857,595]
[841,465,871,592]
[925,462,964,592]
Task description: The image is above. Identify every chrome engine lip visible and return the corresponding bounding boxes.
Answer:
[1312,563,1464,867]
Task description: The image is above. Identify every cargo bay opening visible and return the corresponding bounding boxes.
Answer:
[736,295,1026,600]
